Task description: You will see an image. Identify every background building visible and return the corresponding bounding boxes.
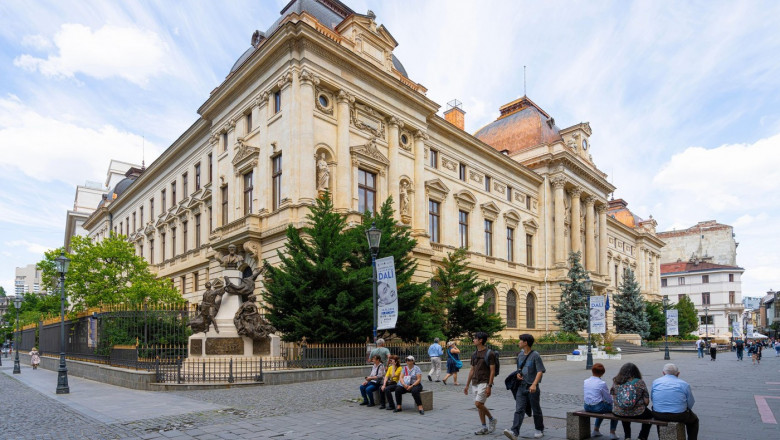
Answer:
[14,263,46,295]
[80,0,664,338]
[658,220,738,266]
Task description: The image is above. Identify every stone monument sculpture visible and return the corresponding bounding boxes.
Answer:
[224,268,264,302]
[189,281,223,334]
[234,294,277,341]
[400,181,410,215]
[316,153,329,192]
[220,244,244,269]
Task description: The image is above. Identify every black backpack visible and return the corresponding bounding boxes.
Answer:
[485,348,500,375]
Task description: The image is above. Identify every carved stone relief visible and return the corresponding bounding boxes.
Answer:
[469,171,483,184]
[350,102,386,139]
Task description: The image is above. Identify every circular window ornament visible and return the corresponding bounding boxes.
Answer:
[582,139,588,150]
[400,134,409,145]
[318,94,329,108]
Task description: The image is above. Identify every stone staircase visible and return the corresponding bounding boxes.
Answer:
[613,341,657,354]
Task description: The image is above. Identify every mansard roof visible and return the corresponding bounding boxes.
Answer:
[660,261,744,275]
[473,95,562,154]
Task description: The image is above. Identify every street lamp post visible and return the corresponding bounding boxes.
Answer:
[583,279,593,370]
[55,251,71,394]
[365,223,382,342]
[13,295,22,374]
[663,296,671,360]
[704,306,709,343]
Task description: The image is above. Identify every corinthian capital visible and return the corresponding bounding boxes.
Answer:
[337,90,354,104]
[551,175,566,189]
[298,68,320,87]
[414,130,428,141]
[584,196,596,206]
[596,204,608,214]
[567,186,583,198]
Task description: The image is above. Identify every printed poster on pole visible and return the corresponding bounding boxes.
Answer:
[376,256,398,330]
[732,321,742,338]
[747,324,754,336]
[666,309,679,336]
[590,296,605,334]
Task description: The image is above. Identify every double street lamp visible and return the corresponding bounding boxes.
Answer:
[55,251,71,394]
[365,223,382,342]
[13,295,22,374]
[583,279,594,370]
[662,296,671,360]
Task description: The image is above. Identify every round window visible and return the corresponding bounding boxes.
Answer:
[318,95,329,108]
[400,134,408,145]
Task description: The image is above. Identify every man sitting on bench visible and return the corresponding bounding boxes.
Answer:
[651,363,698,440]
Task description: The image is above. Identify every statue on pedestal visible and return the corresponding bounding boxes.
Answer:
[316,153,329,192]
[189,281,224,334]
[234,294,277,340]
[224,268,264,302]
[220,244,244,269]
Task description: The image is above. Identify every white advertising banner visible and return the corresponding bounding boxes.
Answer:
[666,309,679,336]
[376,256,398,330]
[590,296,606,334]
[747,324,754,336]
[732,321,742,338]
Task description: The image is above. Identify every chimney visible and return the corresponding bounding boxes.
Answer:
[444,99,465,130]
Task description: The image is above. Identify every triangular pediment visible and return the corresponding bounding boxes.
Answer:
[350,138,389,166]
[504,209,521,228]
[232,139,260,167]
[425,178,450,202]
[523,218,540,233]
[480,201,500,220]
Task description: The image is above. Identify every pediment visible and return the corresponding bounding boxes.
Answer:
[350,138,389,166]
[523,218,539,233]
[480,201,500,220]
[454,190,477,212]
[232,139,260,167]
[425,178,450,201]
[144,223,155,236]
[503,209,521,228]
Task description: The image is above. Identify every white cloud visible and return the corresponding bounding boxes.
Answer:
[21,34,52,50]
[4,240,53,255]
[0,96,161,186]
[14,23,170,86]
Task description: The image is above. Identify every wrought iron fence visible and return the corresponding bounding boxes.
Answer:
[156,357,264,384]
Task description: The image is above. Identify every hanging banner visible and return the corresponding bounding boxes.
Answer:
[590,295,606,334]
[666,309,679,336]
[732,320,742,338]
[376,256,398,330]
[747,324,754,337]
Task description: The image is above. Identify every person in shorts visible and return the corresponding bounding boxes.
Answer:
[464,331,498,435]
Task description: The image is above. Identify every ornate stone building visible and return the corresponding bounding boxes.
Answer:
[81,0,663,337]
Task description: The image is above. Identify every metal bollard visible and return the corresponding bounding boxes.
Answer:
[228,358,235,383]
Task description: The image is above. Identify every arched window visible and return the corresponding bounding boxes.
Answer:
[506,290,517,328]
[485,290,496,315]
[526,292,536,328]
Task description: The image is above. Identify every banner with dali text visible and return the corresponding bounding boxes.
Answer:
[666,309,679,336]
[590,296,605,334]
[376,256,398,330]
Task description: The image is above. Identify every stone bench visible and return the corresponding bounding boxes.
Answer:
[567,411,685,440]
[372,389,433,411]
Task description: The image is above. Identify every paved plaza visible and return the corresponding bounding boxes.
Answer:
[1,350,779,439]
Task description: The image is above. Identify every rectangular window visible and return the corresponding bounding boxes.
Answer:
[125,216,129,233]
[171,227,177,257]
[526,234,533,266]
[458,210,469,248]
[358,169,377,214]
[141,205,145,224]
[661,278,668,287]
[702,292,710,305]
[149,239,154,264]
[678,277,685,285]
[272,154,282,210]
[195,214,201,248]
[615,265,619,287]
[119,222,123,235]
[193,271,199,292]
[221,186,229,225]
[222,132,228,152]
[525,195,531,209]
[700,315,713,325]
[208,207,213,233]
[429,149,438,168]
[180,275,186,294]
[182,221,188,253]
[702,274,709,284]
[459,163,466,181]
[208,153,213,183]
[161,233,166,261]
[171,181,177,206]
[507,227,514,261]
[678,293,686,302]
[195,163,201,190]
[139,243,143,260]
[133,212,136,231]
[161,189,166,211]
[506,186,512,202]
[428,200,440,243]
[274,90,281,113]
[484,220,493,256]
[245,113,252,133]
[182,173,188,196]
[243,171,254,215]
[484,175,491,192]
[729,273,734,282]
[729,291,735,304]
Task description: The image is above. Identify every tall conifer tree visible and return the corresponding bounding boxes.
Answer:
[614,268,650,338]
[554,251,589,333]
[674,295,699,336]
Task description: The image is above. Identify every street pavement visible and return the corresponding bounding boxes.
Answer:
[1,349,779,439]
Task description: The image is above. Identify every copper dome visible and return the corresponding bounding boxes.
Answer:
[474,96,562,154]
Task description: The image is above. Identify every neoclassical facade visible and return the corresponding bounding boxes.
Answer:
[81,0,663,338]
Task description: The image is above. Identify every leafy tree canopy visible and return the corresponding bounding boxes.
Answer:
[674,295,699,336]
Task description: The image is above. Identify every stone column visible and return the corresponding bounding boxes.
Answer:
[387,117,402,220]
[257,93,269,211]
[335,90,353,211]
[598,204,608,275]
[298,69,318,204]
[413,130,427,234]
[637,247,645,294]
[584,196,596,272]
[552,176,567,264]
[569,187,582,255]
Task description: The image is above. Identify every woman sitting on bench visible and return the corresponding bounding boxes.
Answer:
[583,363,618,439]
[610,363,652,440]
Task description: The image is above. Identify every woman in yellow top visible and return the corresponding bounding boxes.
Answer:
[381,354,402,410]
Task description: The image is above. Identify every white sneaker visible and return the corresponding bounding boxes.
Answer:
[489,418,498,433]
[474,427,489,435]
[533,430,544,439]
[591,431,603,438]
[503,429,518,440]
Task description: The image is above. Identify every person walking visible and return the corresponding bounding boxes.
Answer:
[29,347,40,370]
[651,363,699,440]
[709,341,717,361]
[464,331,498,435]
[774,339,780,357]
[695,338,704,358]
[427,337,443,382]
[735,338,744,361]
[442,340,461,385]
[503,333,545,440]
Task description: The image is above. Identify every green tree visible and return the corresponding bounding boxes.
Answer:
[554,251,589,333]
[346,198,436,341]
[644,301,665,340]
[1,291,61,341]
[674,295,698,336]
[37,235,181,312]
[613,268,649,338]
[262,192,368,343]
[424,248,504,341]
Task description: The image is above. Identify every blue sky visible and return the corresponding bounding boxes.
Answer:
[1,0,779,298]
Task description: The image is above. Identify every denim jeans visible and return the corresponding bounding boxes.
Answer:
[736,348,743,360]
[697,347,703,358]
[359,381,380,405]
[584,401,618,432]
[511,384,544,434]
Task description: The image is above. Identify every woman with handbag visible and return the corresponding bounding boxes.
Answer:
[443,340,462,385]
[382,355,402,410]
[359,354,386,407]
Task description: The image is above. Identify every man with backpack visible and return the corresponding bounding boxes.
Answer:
[503,333,545,440]
[464,331,498,435]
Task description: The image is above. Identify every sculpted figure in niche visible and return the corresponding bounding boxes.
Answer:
[224,267,264,302]
[399,181,410,215]
[221,244,244,269]
[189,281,224,334]
[317,153,329,191]
[234,294,277,340]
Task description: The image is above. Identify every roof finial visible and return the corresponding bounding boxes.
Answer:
[523,65,527,96]
[142,134,146,170]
